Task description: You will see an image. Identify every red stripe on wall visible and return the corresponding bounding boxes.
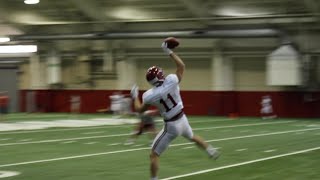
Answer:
[20,90,320,118]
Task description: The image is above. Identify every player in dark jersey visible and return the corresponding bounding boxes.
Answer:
[125,110,158,145]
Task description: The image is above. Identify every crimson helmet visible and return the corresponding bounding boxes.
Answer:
[146,66,165,86]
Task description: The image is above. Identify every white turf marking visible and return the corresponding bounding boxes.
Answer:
[0,125,127,135]
[193,121,295,131]
[0,148,152,168]
[221,129,232,132]
[189,119,230,123]
[18,139,33,142]
[264,149,277,153]
[0,119,218,134]
[0,117,230,135]
[0,138,11,141]
[0,121,298,147]
[82,131,105,135]
[203,127,320,144]
[0,118,138,133]
[84,142,98,145]
[240,130,250,133]
[1,123,320,147]
[236,148,248,152]
[160,146,320,180]
[259,131,269,134]
[181,146,194,150]
[0,117,231,133]
[133,144,144,147]
[0,171,20,178]
[307,124,320,127]
[0,128,319,168]
[0,133,132,146]
[7,114,67,119]
[61,141,76,144]
[108,143,121,146]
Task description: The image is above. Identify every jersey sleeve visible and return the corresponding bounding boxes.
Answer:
[142,91,151,105]
[166,74,179,85]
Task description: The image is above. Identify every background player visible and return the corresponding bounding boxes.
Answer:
[125,109,158,145]
[0,91,9,121]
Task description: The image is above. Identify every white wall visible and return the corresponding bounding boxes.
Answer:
[18,33,320,91]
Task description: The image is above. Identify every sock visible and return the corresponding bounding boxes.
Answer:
[151,177,158,180]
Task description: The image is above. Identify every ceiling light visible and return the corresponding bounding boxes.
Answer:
[109,7,154,20]
[24,0,40,5]
[0,45,37,54]
[214,6,271,17]
[0,37,10,43]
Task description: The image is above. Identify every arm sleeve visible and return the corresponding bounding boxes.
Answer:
[142,92,151,105]
[166,74,179,85]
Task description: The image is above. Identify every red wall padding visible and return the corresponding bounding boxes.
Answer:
[20,90,320,118]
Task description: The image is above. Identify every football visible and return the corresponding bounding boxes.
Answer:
[164,37,179,49]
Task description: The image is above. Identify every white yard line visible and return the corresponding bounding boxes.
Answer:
[236,148,248,152]
[82,131,106,135]
[240,130,250,133]
[61,141,77,144]
[193,121,295,130]
[84,142,98,145]
[133,144,144,147]
[18,139,33,142]
[7,114,68,119]
[0,119,299,135]
[264,149,277,153]
[181,146,194,150]
[0,127,319,168]
[202,127,319,143]
[0,121,319,147]
[189,119,230,123]
[0,171,20,178]
[108,143,121,146]
[0,147,150,168]
[0,121,300,147]
[169,127,320,147]
[0,120,225,135]
[0,125,128,135]
[160,146,320,180]
[0,133,132,146]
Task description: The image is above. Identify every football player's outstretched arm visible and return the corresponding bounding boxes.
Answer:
[170,53,185,82]
[161,42,185,82]
[131,84,150,113]
[133,97,150,113]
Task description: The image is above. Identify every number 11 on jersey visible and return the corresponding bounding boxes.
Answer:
[160,93,177,112]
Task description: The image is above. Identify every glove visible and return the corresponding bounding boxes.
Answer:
[161,42,173,55]
[130,84,139,99]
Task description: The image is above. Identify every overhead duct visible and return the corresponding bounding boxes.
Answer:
[10,29,282,41]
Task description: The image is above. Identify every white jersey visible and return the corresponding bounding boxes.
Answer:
[142,74,183,120]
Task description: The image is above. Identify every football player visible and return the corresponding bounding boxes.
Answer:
[124,109,158,145]
[130,40,220,180]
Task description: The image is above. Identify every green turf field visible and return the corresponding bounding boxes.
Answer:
[0,113,319,180]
